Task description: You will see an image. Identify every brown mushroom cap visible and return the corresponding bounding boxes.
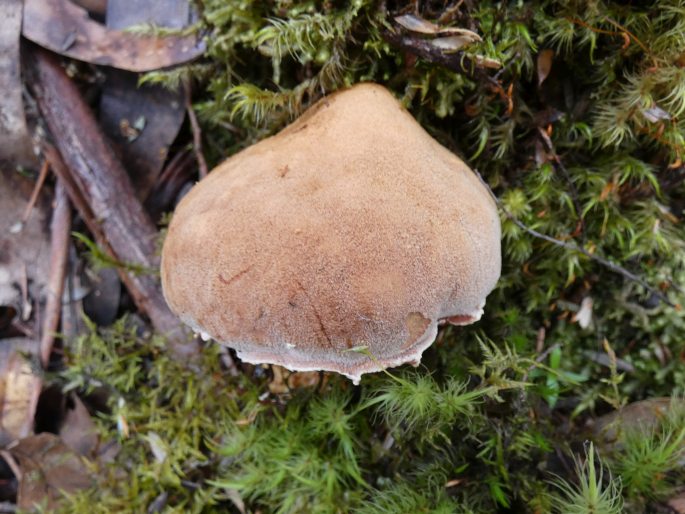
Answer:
[161,83,501,384]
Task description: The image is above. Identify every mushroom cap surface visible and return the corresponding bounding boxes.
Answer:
[161,83,501,383]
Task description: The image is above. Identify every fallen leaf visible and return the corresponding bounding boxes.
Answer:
[394,14,482,40]
[268,365,323,395]
[431,35,481,52]
[97,0,191,201]
[0,0,36,168]
[668,490,685,514]
[147,491,169,513]
[268,365,288,395]
[22,0,205,72]
[82,267,121,327]
[59,394,98,457]
[287,370,324,390]
[472,55,502,69]
[0,339,41,446]
[572,296,593,329]
[537,49,554,86]
[225,488,246,514]
[145,432,168,463]
[9,433,92,511]
[99,70,186,200]
[642,105,671,123]
[105,0,193,31]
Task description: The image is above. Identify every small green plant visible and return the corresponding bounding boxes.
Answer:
[355,478,469,514]
[612,399,685,499]
[71,232,156,275]
[361,371,497,443]
[210,388,367,514]
[549,443,624,514]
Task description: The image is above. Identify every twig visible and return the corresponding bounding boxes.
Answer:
[184,81,208,179]
[0,450,22,482]
[437,0,465,25]
[21,159,49,223]
[383,29,483,79]
[27,46,197,361]
[472,168,677,307]
[40,180,71,368]
[504,207,675,307]
[17,262,30,321]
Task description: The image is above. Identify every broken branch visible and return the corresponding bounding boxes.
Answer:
[27,46,197,360]
[185,82,209,179]
[40,180,70,368]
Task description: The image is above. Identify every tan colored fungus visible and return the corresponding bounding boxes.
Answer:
[161,83,501,384]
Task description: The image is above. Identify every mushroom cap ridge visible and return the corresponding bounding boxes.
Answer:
[161,82,501,384]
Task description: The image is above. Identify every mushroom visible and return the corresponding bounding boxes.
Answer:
[161,83,501,384]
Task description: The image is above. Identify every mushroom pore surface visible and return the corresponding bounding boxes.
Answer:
[161,83,501,384]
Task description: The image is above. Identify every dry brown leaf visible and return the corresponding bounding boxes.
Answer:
[0,339,41,446]
[9,433,92,511]
[268,365,288,395]
[472,55,502,69]
[22,0,205,72]
[537,49,554,86]
[59,394,98,457]
[268,365,322,395]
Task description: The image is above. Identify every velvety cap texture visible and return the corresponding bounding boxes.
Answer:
[161,83,501,383]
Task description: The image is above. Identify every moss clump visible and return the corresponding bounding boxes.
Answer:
[57,0,685,512]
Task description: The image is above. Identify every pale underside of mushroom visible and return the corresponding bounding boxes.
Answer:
[161,83,501,384]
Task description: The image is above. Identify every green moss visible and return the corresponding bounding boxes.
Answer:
[55,0,685,512]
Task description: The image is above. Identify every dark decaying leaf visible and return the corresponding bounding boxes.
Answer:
[59,395,98,458]
[99,71,186,200]
[0,339,41,446]
[98,0,192,201]
[0,0,35,168]
[144,149,197,220]
[9,433,92,511]
[82,267,122,327]
[537,49,554,86]
[22,0,205,72]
